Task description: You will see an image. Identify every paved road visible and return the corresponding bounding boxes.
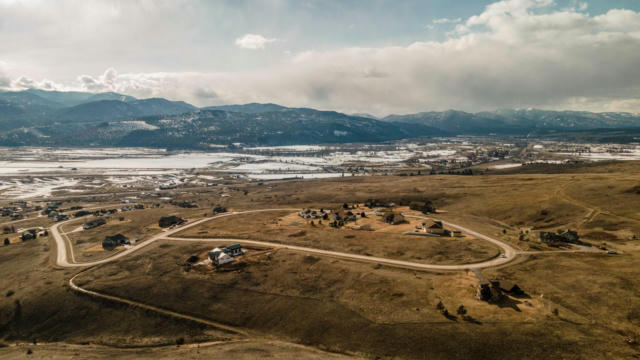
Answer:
[51,208,518,271]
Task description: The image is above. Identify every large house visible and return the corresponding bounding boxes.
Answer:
[208,244,244,266]
[420,220,455,236]
[382,211,405,225]
[83,218,106,230]
[208,248,235,265]
[540,230,580,245]
[224,244,244,257]
[102,234,130,250]
[158,215,185,228]
[21,229,37,241]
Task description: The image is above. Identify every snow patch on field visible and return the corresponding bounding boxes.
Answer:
[490,163,522,169]
[112,121,160,131]
[245,145,326,151]
[248,173,344,180]
[558,150,640,161]
[0,178,80,199]
[228,162,321,173]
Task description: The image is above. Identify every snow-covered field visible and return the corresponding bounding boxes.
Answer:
[558,150,640,161]
[11,142,625,198]
[0,178,80,199]
[247,173,345,180]
[0,146,430,176]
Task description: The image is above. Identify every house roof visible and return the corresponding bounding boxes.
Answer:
[104,233,128,242]
[225,244,242,251]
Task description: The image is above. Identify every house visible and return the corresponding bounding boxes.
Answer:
[208,247,235,265]
[382,211,405,225]
[424,221,447,235]
[540,230,581,245]
[213,205,227,214]
[21,229,37,241]
[121,205,132,211]
[223,244,243,257]
[83,218,106,230]
[298,208,323,219]
[158,215,185,228]
[53,214,69,222]
[409,200,436,214]
[173,201,197,208]
[365,199,395,209]
[102,234,130,250]
[41,204,60,216]
[74,210,92,218]
[476,282,503,302]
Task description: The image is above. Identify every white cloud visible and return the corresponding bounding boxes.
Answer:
[433,17,462,24]
[3,0,640,116]
[234,34,277,50]
[9,75,60,91]
[78,67,118,92]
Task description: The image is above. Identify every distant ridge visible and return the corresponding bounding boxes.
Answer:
[202,103,288,113]
[1,89,640,147]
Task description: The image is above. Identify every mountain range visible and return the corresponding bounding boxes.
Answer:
[1,89,639,148]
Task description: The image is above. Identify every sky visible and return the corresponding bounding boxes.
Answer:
[1,0,640,115]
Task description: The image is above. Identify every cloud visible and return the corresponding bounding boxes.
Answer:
[9,75,60,91]
[78,68,119,92]
[234,34,277,50]
[433,17,462,24]
[3,0,640,116]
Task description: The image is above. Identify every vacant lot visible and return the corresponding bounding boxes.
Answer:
[74,240,637,359]
[0,233,233,348]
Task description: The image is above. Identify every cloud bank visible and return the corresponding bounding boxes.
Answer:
[3,0,640,115]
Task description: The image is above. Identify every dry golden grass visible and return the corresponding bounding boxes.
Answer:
[62,206,208,261]
[175,208,501,265]
[3,160,640,359]
[75,239,637,359]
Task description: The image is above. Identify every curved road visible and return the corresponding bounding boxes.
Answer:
[51,208,518,271]
[48,207,601,337]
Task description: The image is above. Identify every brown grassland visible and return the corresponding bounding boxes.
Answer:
[1,160,640,359]
[174,208,502,265]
